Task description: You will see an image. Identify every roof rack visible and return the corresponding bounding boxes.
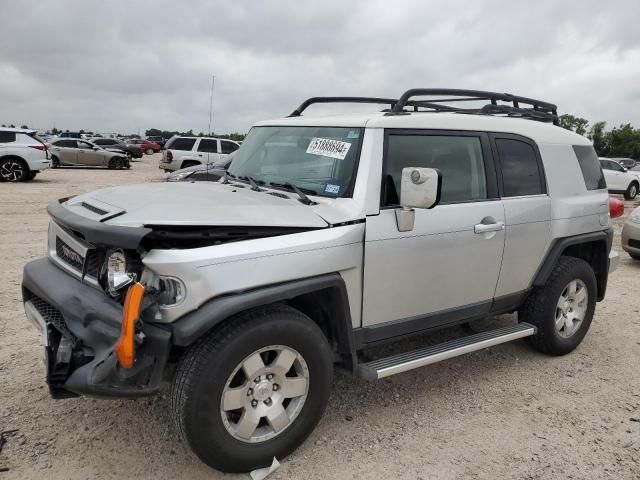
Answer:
[389,88,559,125]
[289,89,559,125]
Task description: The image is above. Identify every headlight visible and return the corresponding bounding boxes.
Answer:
[167,171,194,182]
[106,249,136,296]
[630,209,640,224]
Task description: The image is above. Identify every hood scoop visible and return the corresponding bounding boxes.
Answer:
[65,197,126,223]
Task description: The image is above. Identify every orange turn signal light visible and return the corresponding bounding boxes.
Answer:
[115,282,145,369]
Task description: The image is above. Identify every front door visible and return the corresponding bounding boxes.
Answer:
[76,141,104,166]
[363,130,505,330]
[196,138,219,164]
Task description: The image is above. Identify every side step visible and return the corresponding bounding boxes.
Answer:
[358,322,536,380]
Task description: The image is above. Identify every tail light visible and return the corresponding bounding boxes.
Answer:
[167,151,173,162]
[609,197,624,218]
[29,145,47,151]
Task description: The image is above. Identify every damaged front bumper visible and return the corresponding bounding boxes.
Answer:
[22,258,171,399]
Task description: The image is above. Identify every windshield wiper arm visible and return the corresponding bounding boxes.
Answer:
[239,175,263,191]
[269,182,317,205]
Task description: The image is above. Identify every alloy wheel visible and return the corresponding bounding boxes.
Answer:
[0,160,25,181]
[555,279,588,338]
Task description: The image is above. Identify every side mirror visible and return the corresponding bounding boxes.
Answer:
[396,167,442,232]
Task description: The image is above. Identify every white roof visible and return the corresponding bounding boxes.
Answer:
[0,127,37,134]
[256,112,590,145]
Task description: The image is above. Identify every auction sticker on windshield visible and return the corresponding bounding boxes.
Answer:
[306,138,351,160]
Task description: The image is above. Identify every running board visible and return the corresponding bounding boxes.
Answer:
[358,323,536,380]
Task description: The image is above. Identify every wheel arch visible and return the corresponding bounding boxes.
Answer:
[532,230,612,301]
[169,273,357,371]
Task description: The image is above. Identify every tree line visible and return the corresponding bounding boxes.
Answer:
[559,114,640,160]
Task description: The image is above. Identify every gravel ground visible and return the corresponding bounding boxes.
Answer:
[0,154,639,479]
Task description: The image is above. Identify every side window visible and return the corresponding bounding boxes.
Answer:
[495,138,544,197]
[78,141,92,149]
[221,141,239,154]
[612,162,624,172]
[0,131,17,143]
[171,137,197,151]
[56,140,77,148]
[574,146,606,190]
[383,134,487,205]
[198,139,218,153]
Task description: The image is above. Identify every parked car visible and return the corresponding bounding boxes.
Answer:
[49,139,130,169]
[622,206,640,260]
[159,136,240,172]
[90,138,143,158]
[127,138,161,155]
[167,156,233,182]
[22,89,620,473]
[146,136,167,148]
[0,127,50,181]
[599,158,639,199]
[612,157,636,169]
[58,132,82,139]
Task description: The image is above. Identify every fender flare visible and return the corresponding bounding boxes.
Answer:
[169,273,357,365]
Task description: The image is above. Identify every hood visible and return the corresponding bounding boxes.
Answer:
[63,182,329,229]
[105,147,128,154]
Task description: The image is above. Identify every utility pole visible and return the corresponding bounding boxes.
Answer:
[208,75,215,136]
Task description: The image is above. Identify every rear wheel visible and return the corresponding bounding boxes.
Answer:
[145,148,154,155]
[51,156,60,168]
[27,171,37,180]
[0,158,29,182]
[171,305,333,473]
[519,256,596,355]
[625,181,639,200]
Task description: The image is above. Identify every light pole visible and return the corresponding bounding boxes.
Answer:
[208,75,215,136]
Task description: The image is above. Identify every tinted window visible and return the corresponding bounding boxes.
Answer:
[54,140,77,148]
[383,134,487,205]
[198,139,218,153]
[221,141,239,154]
[169,137,196,151]
[495,138,544,197]
[575,146,606,190]
[78,141,93,149]
[0,131,16,143]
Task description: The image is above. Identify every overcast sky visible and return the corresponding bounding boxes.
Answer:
[1,0,639,135]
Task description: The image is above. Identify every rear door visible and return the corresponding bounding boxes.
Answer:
[51,140,79,165]
[489,134,551,299]
[220,140,240,160]
[600,160,624,190]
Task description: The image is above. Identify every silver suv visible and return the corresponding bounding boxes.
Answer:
[22,89,618,473]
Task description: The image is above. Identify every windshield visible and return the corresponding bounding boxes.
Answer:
[227,126,363,197]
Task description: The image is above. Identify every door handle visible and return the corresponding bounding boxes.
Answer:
[197,154,203,157]
[474,221,505,234]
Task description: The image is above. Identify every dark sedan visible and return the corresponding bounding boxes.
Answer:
[91,138,143,158]
[166,157,231,182]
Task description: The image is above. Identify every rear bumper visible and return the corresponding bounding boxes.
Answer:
[621,221,640,256]
[159,161,177,172]
[29,158,51,172]
[22,258,170,399]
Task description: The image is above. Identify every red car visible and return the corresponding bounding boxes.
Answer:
[128,139,161,154]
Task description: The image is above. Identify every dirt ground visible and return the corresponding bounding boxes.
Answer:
[0,154,638,479]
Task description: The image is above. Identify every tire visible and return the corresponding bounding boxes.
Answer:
[145,148,154,155]
[519,256,596,356]
[181,160,200,169]
[630,254,640,261]
[108,157,124,170]
[51,156,60,168]
[27,171,37,180]
[171,304,333,473]
[624,181,639,200]
[0,158,29,182]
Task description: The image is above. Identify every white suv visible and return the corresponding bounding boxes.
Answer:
[159,136,240,172]
[599,157,639,199]
[0,128,50,181]
[22,89,619,473]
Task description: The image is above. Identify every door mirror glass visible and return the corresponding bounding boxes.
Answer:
[400,167,442,209]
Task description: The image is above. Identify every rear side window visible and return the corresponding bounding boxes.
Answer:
[197,139,218,153]
[221,141,239,154]
[169,137,196,151]
[55,140,77,148]
[495,138,544,197]
[0,131,16,143]
[575,146,606,190]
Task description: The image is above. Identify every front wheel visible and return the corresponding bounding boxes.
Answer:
[171,305,333,473]
[519,256,596,355]
[625,182,639,200]
[108,157,124,169]
[145,148,154,155]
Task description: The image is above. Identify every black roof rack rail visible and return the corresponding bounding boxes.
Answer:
[288,97,400,117]
[389,88,559,125]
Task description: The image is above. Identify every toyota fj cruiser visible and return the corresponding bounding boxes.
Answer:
[22,89,619,473]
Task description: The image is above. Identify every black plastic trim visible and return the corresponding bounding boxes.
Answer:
[48,201,151,249]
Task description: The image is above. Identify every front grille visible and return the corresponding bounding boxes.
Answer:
[30,295,78,345]
[629,239,640,249]
[55,237,84,271]
[85,250,103,279]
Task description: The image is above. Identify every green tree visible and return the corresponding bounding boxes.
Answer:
[588,122,607,156]
[559,114,589,135]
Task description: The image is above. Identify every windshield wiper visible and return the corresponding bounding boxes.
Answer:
[239,175,264,191]
[269,182,317,205]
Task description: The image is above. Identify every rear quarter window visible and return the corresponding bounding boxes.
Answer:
[0,131,17,143]
[167,137,196,151]
[573,145,606,190]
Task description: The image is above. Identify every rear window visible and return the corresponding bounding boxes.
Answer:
[495,138,544,197]
[574,146,606,190]
[0,131,17,143]
[167,137,196,151]
[197,139,218,153]
[221,141,239,154]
